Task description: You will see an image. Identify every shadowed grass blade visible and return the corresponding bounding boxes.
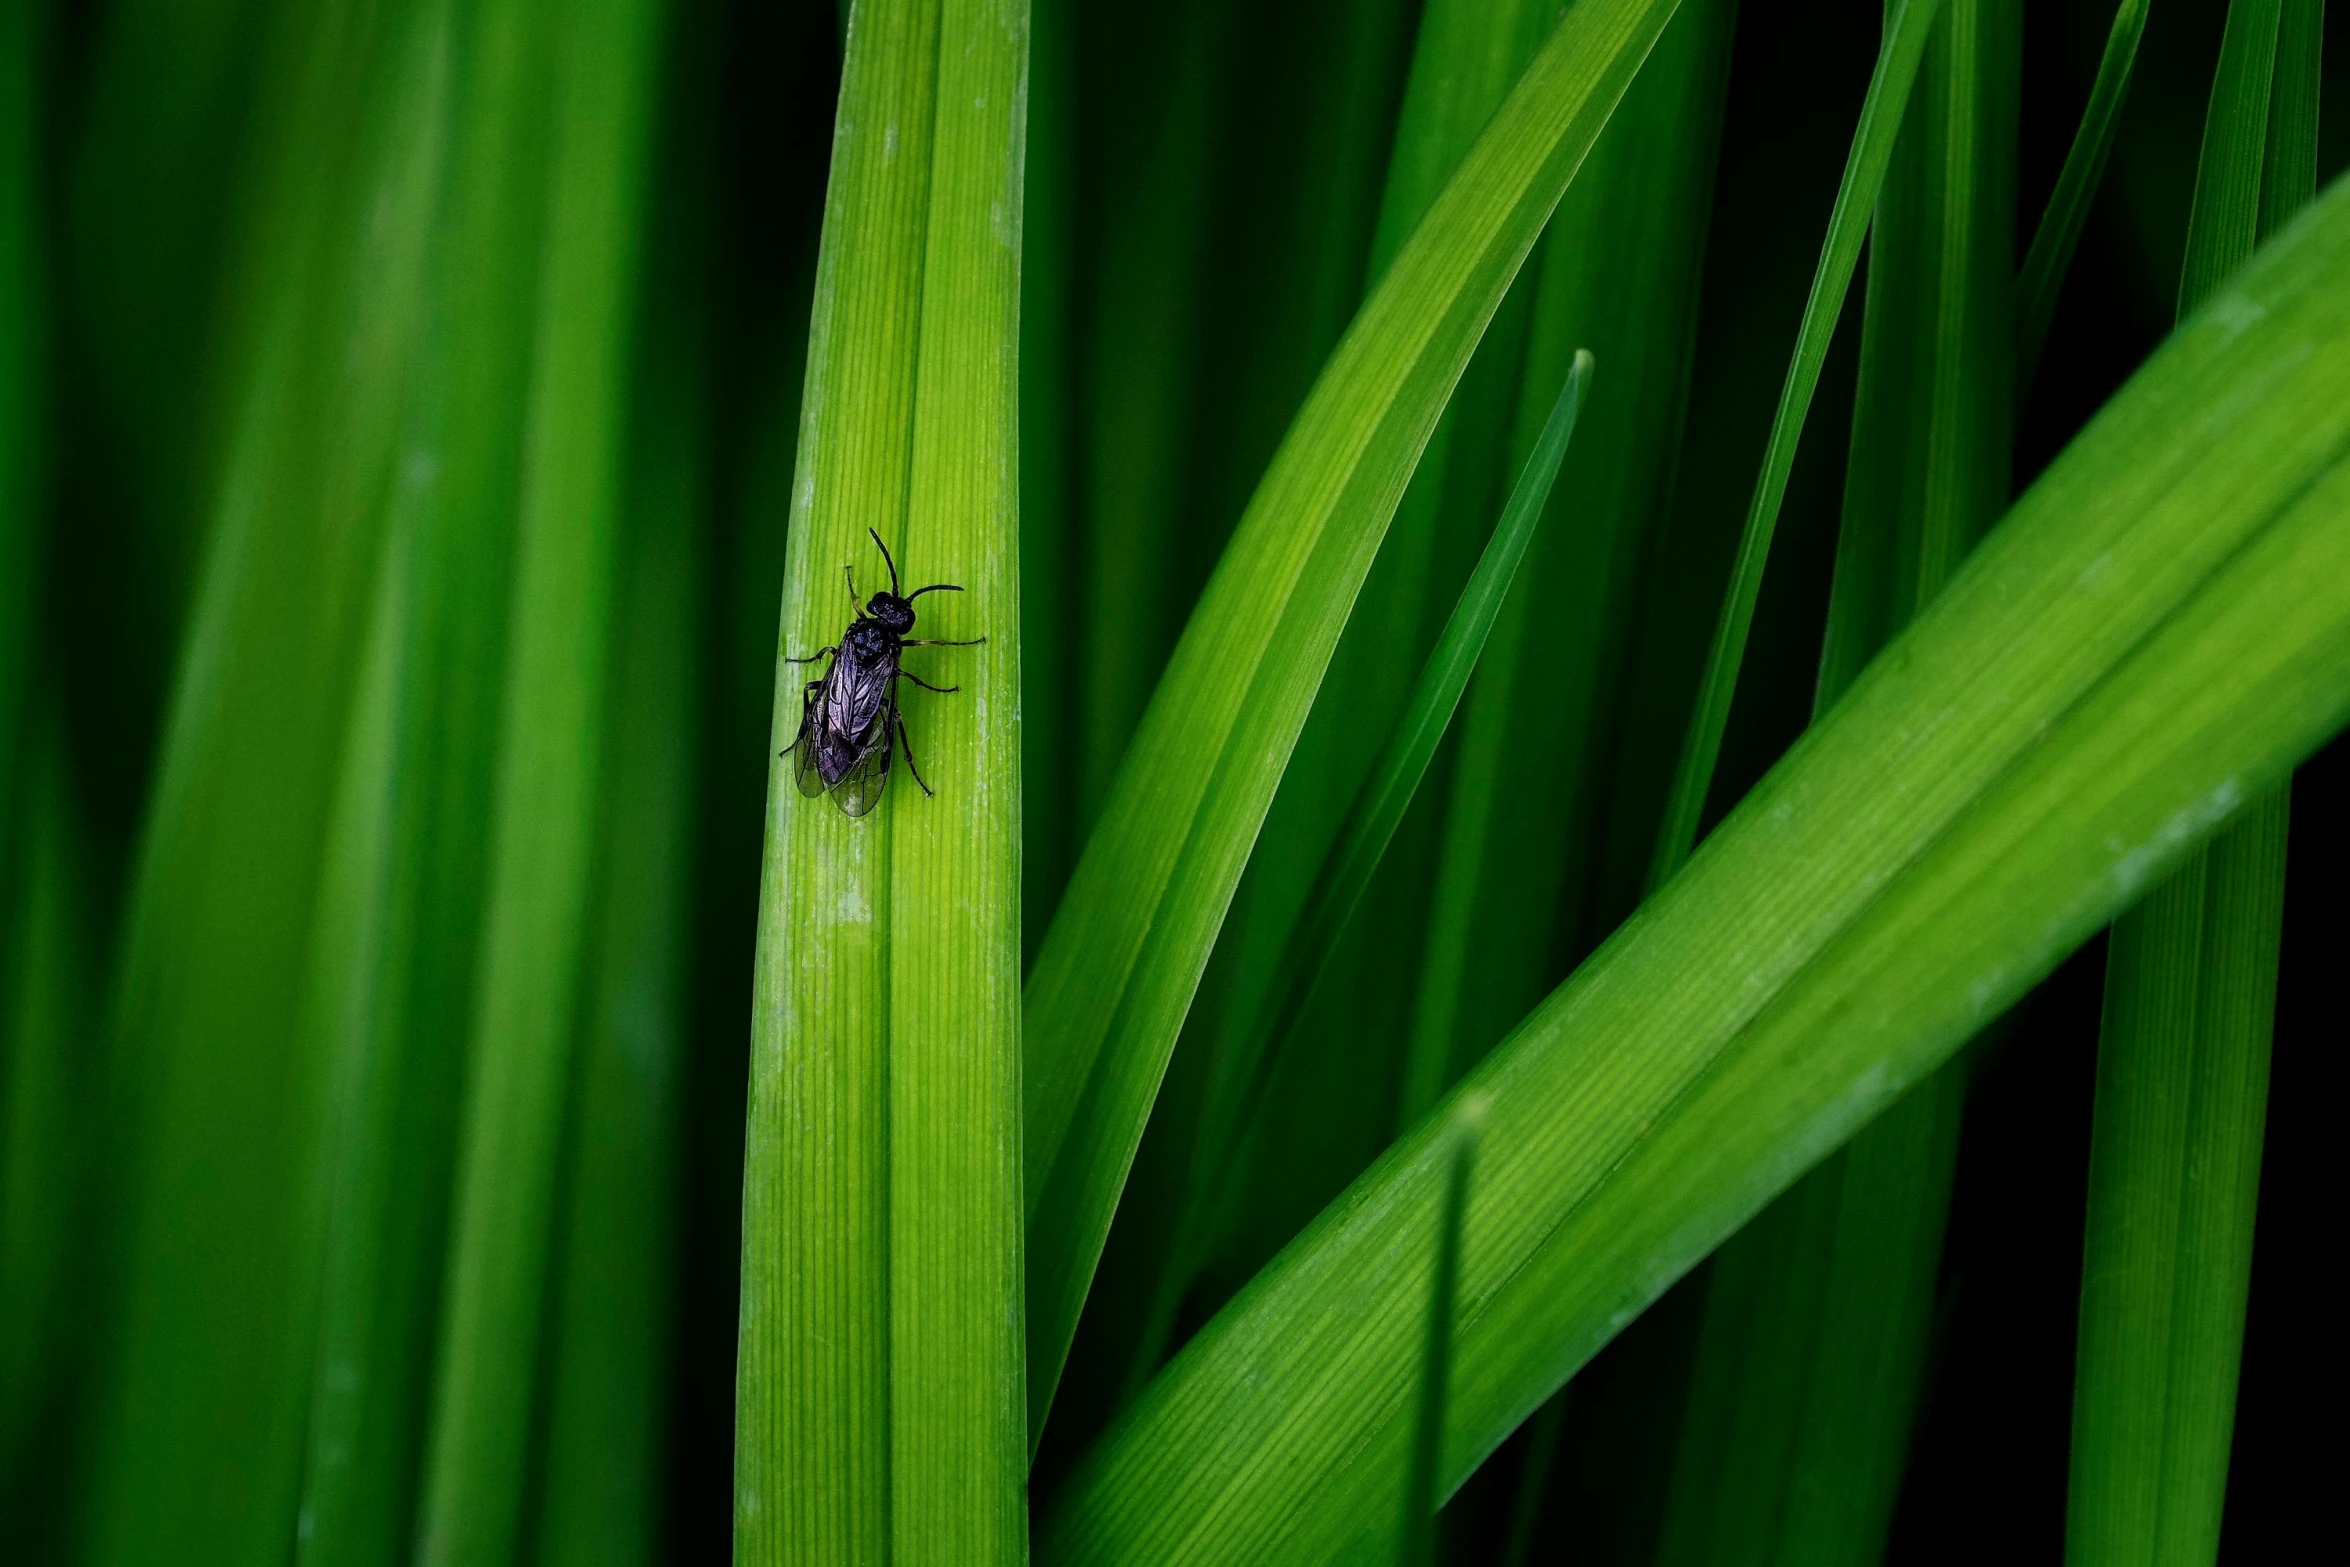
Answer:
[1655,8,2017,1560]
[884,0,1028,1557]
[1127,354,1591,1399]
[2017,0,2149,389]
[0,0,34,825]
[1041,177,2350,1567]
[1399,1096,1483,1567]
[72,5,453,1557]
[1023,0,1690,1440]
[2065,6,2312,1563]
[292,3,562,1557]
[414,0,666,1555]
[1402,0,1735,1140]
[1646,0,1943,889]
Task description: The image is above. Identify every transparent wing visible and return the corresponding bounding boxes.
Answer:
[791,690,829,798]
[830,716,894,818]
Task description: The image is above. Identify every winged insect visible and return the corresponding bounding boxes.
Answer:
[784,529,984,817]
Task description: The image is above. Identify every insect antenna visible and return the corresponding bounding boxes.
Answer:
[906,582,963,600]
[867,527,902,595]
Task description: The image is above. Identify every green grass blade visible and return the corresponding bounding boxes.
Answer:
[72,4,453,1556]
[413,0,665,1555]
[1645,0,1943,890]
[1127,355,1591,1397]
[530,285,707,1567]
[1399,1096,1483,1567]
[1070,0,1241,831]
[1020,0,1074,956]
[1403,0,1735,1145]
[1039,177,2350,1567]
[2175,0,2281,316]
[1654,8,2018,1561]
[1,722,95,1532]
[1375,352,1586,1127]
[0,0,34,826]
[734,0,936,1552]
[2065,6,2309,1563]
[734,0,1028,1556]
[2016,0,2149,390]
[885,0,1029,1557]
[1021,0,1688,1439]
[289,0,561,1557]
[1058,0,1554,1455]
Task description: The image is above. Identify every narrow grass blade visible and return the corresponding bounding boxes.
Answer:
[1128,355,1591,1397]
[1040,179,2350,1567]
[1400,1096,1484,1567]
[1021,0,1076,956]
[1055,0,1555,1458]
[1023,0,1689,1438]
[1645,0,1943,890]
[2017,0,2150,389]
[736,0,937,1548]
[72,5,454,1557]
[1071,0,1243,829]
[1357,353,1587,1132]
[1189,0,1556,1319]
[531,336,705,1567]
[2065,7,2309,1564]
[734,0,1027,1556]
[1,722,95,1531]
[414,0,665,1555]
[291,5,564,1559]
[1656,9,2018,1561]
[1402,0,1735,1142]
[885,0,1029,1558]
[0,0,36,822]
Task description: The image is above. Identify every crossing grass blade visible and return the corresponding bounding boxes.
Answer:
[1038,177,2350,1567]
[2017,0,2150,390]
[1021,0,1690,1440]
[413,0,666,1555]
[2065,6,2312,1563]
[1125,355,1591,1400]
[1647,0,1943,889]
[733,0,1029,1556]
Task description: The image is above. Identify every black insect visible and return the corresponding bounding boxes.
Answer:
[785,528,983,817]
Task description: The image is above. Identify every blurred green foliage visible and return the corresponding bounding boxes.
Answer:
[0,1,2343,1563]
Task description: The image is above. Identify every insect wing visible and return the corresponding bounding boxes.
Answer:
[830,706,894,817]
[791,683,830,798]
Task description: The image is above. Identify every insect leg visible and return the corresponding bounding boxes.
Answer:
[844,565,859,607]
[900,635,988,648]
[784,644,837,665]
[896,669,959,694]
[895,708,934,796]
